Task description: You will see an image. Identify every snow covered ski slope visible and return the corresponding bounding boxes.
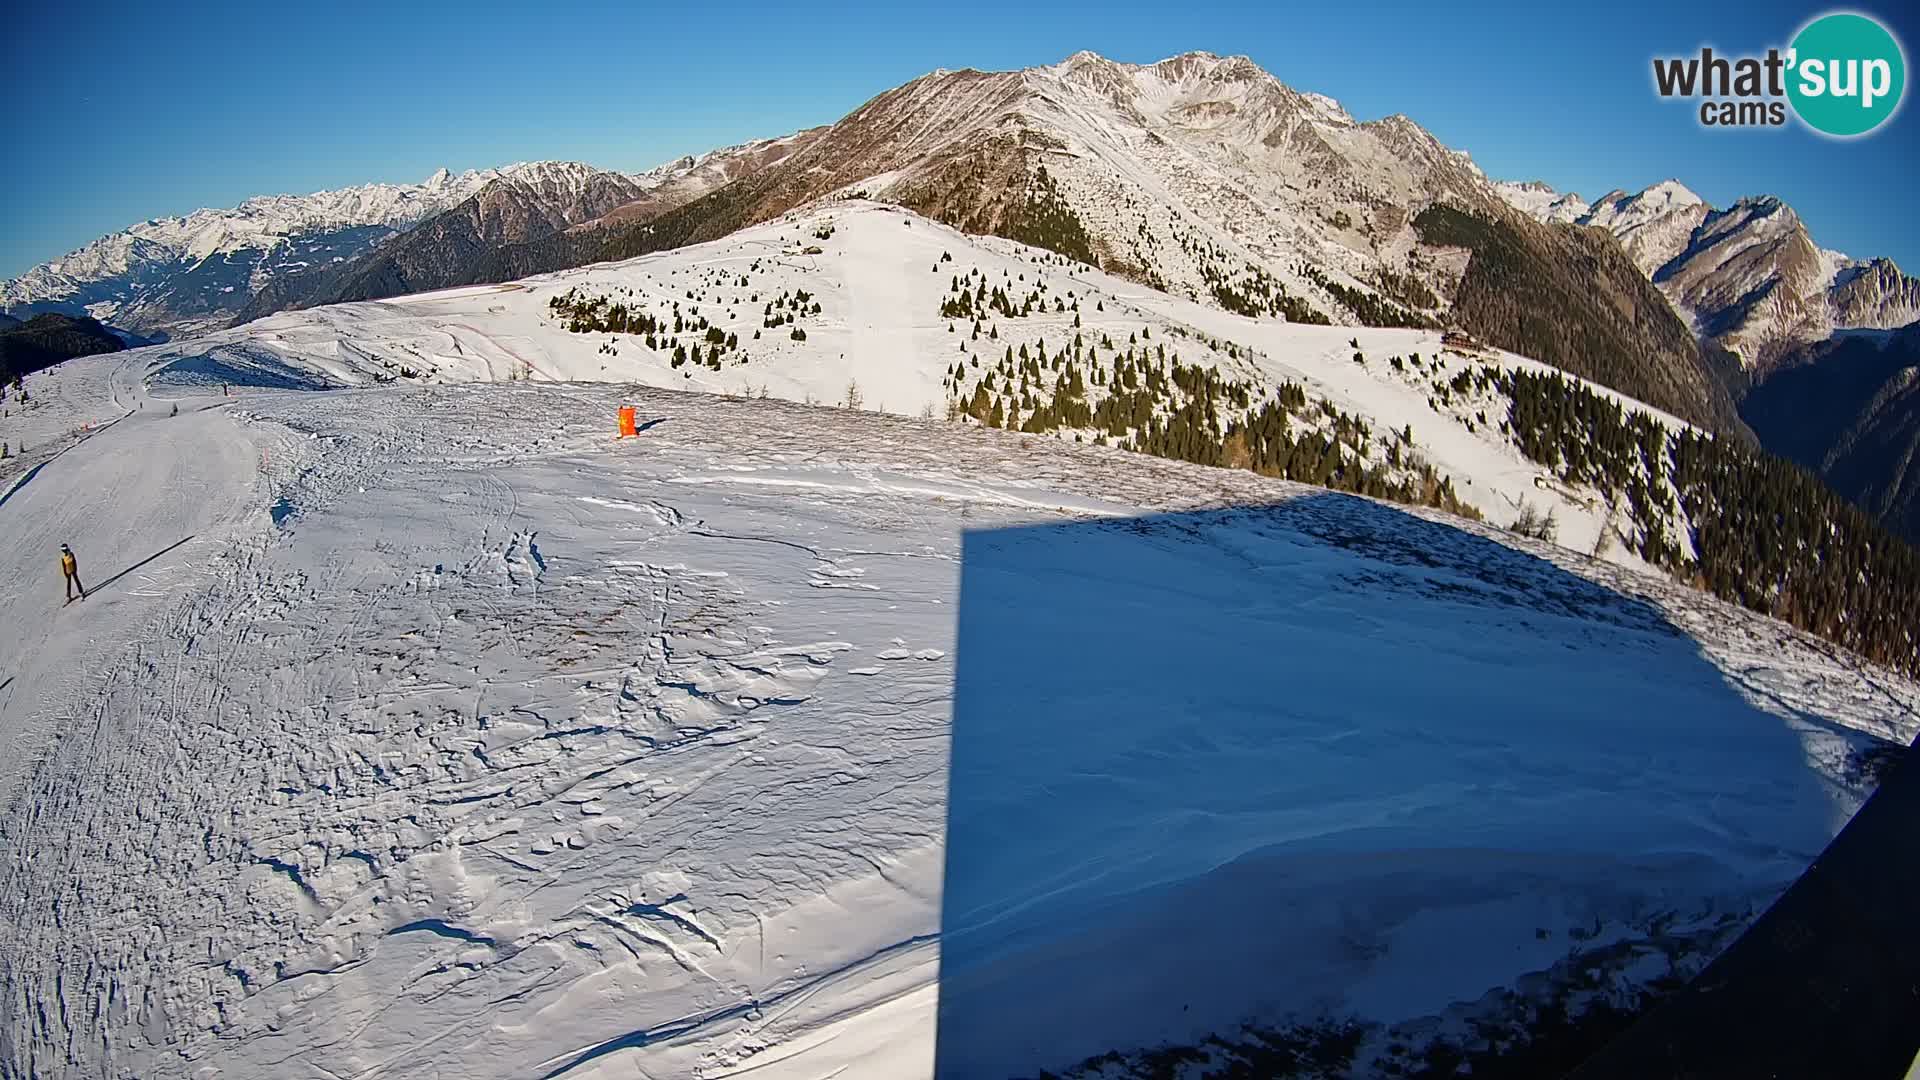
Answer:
[1,348,1916,1078]
[97,201,1699,571]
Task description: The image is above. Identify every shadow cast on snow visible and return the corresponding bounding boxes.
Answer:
[934,493,1869,1079]
[1569,724,1920,1080]
[88,536,196,598]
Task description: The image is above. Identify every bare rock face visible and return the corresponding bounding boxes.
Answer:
[319,164,655,304]
[1656,198,1831,355]
[1832,258,1920,332]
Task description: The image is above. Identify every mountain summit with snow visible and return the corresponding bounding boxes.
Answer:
[1490,180,1590,223]
[486,50,1736,434]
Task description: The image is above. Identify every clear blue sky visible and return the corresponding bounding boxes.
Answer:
[4,0,1916,279]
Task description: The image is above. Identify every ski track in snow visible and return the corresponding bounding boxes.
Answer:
[1,363,1917,1074]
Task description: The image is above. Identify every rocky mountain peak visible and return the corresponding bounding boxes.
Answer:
[1641,179,1703,207]
[1497,174,1918,365]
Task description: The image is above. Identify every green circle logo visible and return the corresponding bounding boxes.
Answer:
[1787,12,1906,136]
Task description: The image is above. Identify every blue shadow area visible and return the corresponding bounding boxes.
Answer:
[936,493,1847,1078]
[1569,728,1920,1080]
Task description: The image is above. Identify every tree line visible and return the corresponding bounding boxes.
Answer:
[942,319,1479,522]
[1503,367,1920,677]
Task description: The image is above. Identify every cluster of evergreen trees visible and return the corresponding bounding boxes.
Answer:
[1371,266,1440,311]
[546,286,748,373]
[669,322,744,370]
[1503,369,1684,563]
[1211,396,1478,518]
[1670,431,1920,676]
[1121,372,1474,519]
[0,313,126,384]
[1300,265,1433,329]
[1374,349,1505,435]
[547,287,663,336]
[940,313,1479,521]
[1409,204,1493,249]
[1199,260,1329,324]
[763,289,820,329]
[1412,203,1742,434]
[1169,220,1327,324]
[999,165,1099,267]
[940,268,1077,322]
[943,328,1142,431]
[1501,367,1920,677]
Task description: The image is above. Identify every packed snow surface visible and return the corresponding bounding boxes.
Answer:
[2,339,1915,1079]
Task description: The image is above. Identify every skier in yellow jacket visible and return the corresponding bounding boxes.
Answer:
[60,543,85,604]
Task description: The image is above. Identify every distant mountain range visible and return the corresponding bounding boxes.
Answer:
[7,50,1919,539]
[2,167,502,338]
[231,141,818,323]
[1493,179,1920,368]
[0,152,808,340]
[1,52,1743,436]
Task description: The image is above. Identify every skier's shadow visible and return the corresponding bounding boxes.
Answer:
[934,492,1866,1078]
[89,535,196,597]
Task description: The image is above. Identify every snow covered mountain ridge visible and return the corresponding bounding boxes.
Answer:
[8,166,489,288]
[1494,177,1920,363]
[0,161,672,338]
[1490,180,1590,223]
